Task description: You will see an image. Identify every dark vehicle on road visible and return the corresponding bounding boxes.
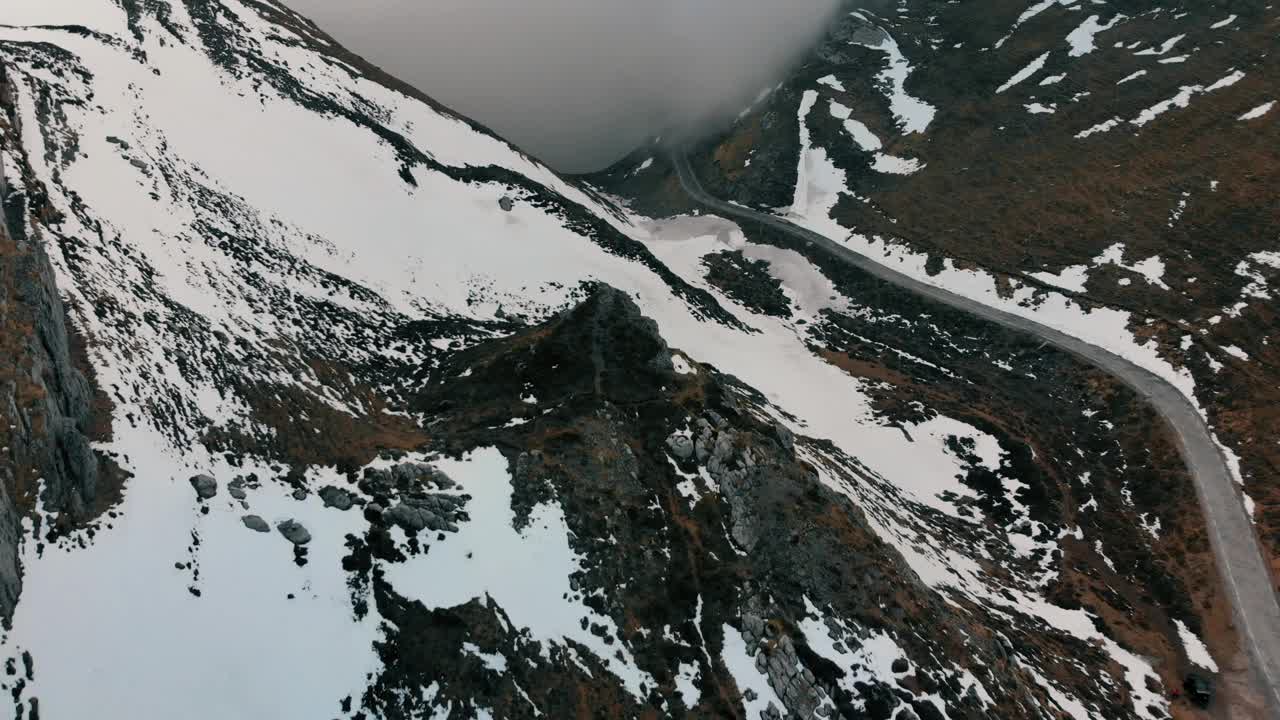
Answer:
[1183,673,1214,708]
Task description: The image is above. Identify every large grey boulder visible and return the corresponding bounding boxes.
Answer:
[385,503,433,532]
[384,492,465,533]
[666,433,694,461]
[241,515,269,533]
[276,519,311,545]
[319,486,354,511]
[386,501,459,533]
[189,474,217,500]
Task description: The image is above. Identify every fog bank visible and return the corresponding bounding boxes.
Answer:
[286,0,842,172]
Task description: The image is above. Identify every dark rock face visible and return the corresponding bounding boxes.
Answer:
[276,520,311,546]
[0,87,108,621]
[538,285,678,404]
[189,475,218,500]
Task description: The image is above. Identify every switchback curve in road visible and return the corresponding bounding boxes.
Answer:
[671,153,1280,716]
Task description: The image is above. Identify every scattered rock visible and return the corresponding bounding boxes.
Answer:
[241,515,269,533]
[189,474,217,500]
[666,432,694,461]
[773,421,795,453]
[276,519,311,545]
[291,488,308,501]
[319,486,354,511]
[227,479,247,500]
[498,196,514,212]
[892,657,910,674]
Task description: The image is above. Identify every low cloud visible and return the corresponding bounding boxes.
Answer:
[286,0,842,171]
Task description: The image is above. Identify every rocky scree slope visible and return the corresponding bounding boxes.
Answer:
[0,0,1239,719]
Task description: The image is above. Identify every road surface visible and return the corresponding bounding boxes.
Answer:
[672,153,1280,716]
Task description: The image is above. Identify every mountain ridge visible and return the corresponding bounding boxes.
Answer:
[0,1,1257,718]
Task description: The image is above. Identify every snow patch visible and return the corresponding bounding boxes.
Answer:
[998,52,1051,93]
[1066,14,1123,57]
[1174,620,1219,672]
[1239,101,1275,121]
[848,23,937,133]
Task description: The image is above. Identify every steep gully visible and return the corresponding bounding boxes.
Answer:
[671,152,1280,715]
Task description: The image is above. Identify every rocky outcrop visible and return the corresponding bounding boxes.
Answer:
[547,286,678,403]
[354,463,466,535]
[0,83,105,622]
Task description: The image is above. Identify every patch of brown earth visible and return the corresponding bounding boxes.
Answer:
[712,116,762,182]
[205,365,427,475]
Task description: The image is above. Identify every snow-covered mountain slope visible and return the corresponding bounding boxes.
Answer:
[0,1,1235,718]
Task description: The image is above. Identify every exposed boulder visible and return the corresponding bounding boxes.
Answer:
[666,432,694,461]
[361,463,455,498]
[241,515,269,533]
[227,478,247,500]
[276,519,311,545]
[385,494,464,533]
[320,486,354,511]
[189,474,217,500]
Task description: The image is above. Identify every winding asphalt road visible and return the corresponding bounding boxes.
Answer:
[672,153,1280,715]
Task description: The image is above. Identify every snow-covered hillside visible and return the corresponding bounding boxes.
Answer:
[0,1,1229,718]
